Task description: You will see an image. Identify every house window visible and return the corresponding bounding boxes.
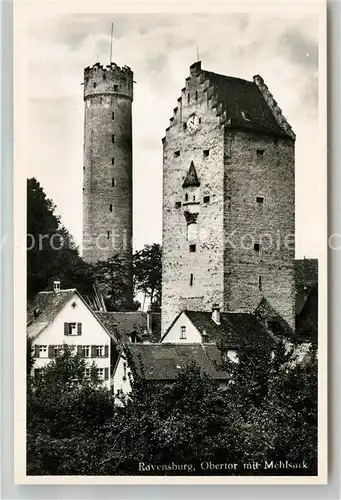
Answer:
[203,195,210,203]
[109,204,113,212]
[175,201,181,209]
[107,231,111,239]
[64,322,82,336]
[180,326,187,339]
[112,178,116,187]
[203,149,210,158]
[84,368,91,378]
[53,345,63,357]
[256,196,264,204]
[112,134,115,143]
[114,85,118,91]
[258,276,262,291]
[185,193,189,202]
[112,157,115,165]
[257,149,265,157]
[174,151,180,158]
[82,345,90,357]
[190,273,194,286]
[97,368,104,380]
[112,111,115,120]
[241,110,251,121]
[189,244,196,253]
[34,368,42,378]
[95,345,104,357]
[254,243,261,252]
[38,345,47,357]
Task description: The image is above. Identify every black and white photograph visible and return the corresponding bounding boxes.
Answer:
[14,0,327,484]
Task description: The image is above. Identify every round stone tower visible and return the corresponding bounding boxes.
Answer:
[82,61,133,303]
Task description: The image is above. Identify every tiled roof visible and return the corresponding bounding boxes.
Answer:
[204,70,291,138]
[254,297,294,341]
[27,289,76,339]
[95,311,161,344]
[182,161,200,188]
[126,343,228,381]
[183,311,277,350]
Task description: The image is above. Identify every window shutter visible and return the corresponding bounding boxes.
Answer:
[34,345,40,358]
[91,345,96,358]
[104,345,109,358]
[64,323,69,335]
[48,345,54,358]
[77,323,82,335]
[77,345,82,356]
[104,367,109,380]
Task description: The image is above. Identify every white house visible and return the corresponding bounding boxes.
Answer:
[160,305,279,363]
[112,342,230,403]
[27,282,117,390]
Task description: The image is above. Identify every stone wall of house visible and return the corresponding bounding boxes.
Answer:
[223,130,295,328]
[82,62,133,302]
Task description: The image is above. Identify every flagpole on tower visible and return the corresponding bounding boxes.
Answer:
[196,42,200,62]
[109,23,114,64]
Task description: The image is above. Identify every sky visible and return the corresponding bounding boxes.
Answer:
[26,13,322,258]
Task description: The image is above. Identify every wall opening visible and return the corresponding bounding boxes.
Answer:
[112,178,116,187]
[257,149,265,157]
[112,157,115,165]
[112,112,115,120]
[109,204,113,212]
[174,151,180,158]
[195,90,198,101]
[175,201,181,209]
[258,276,262,291]
[203,195,210,203]
[254,243,260,252]
[189,244,196,253]
[256,196,264,204]
[190,273,194,286]
[114,85,118,91]
[203,149,210,158]
[112,134,115,143]
[180,326,187,339]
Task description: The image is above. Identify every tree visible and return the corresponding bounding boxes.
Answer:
[27,178,95,299]
[133,244,162,309]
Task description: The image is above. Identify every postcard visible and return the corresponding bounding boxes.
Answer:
[14,0,327,485]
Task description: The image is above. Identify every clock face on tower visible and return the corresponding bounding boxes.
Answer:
[186,114,200,133]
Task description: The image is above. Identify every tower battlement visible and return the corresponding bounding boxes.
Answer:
[84,62,134,101]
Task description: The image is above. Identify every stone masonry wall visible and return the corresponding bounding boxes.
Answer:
[82,63,133,301]
[223,130,295,328]
[161,65,226,334]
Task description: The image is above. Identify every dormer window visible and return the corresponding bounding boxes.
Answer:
[241,110,251,121]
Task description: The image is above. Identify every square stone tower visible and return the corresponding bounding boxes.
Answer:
[161,61,295,333]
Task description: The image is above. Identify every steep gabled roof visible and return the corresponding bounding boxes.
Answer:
[27,289,118,343]
[203,70,291,138]
[95,311,161,344]
[182,161,200,188]
[125,343,228,381]
[254,297,294,341]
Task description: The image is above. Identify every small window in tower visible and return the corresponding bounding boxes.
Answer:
[256,196,264,204]
[112,134,115,143]
[188,93,190,104]
[193,195,196,202]
[174,151,180,158]
[195,90,198,101]
[175,201,181,209]
[112,178,116,187]
[112,112,115,120]
[83,166,85,171]
[180,326,187,339]
[111,157,115,165]
[109,204,113,212]
[183,122,187,131]
[241,110,251,121]
[254,243,261,252]
[203,149,210,158]
[258,276,262,291]
[190,273,194,286]
[107,231,111,239]
[203,195,210,203]
[257,149,265,157]
[185,193,189,202]
[189,244,196,253]
[114,85,118,91]
[93,82,97,88]
[199,117,202,124]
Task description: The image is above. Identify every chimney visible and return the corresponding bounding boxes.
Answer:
[211,304,221,325]
[53,280,61,293]
[146,307,152,334]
